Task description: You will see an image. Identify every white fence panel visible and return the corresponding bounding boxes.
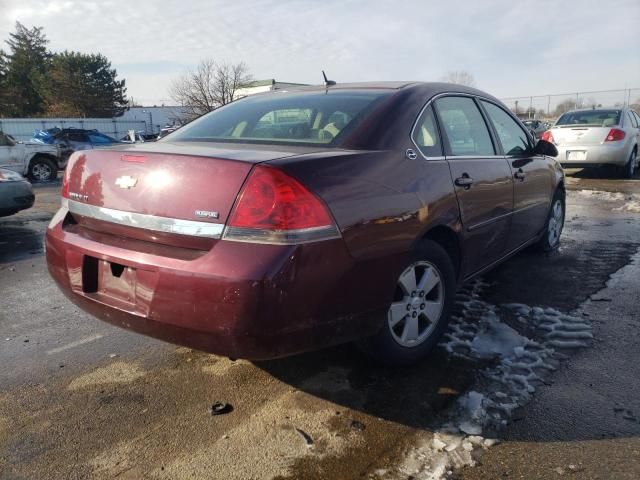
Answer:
[0,118,148,142]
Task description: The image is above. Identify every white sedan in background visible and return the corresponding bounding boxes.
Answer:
[543,108,640,178]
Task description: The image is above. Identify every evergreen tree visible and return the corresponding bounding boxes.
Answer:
[43,51,129,117]
[2,22,50,116]
[0,49,8,115]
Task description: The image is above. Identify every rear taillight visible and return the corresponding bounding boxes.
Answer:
[224,166,340,244]
[605,128,625,142]
[541,130,555,144]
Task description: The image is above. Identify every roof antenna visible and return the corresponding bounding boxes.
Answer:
[322,70,336,87]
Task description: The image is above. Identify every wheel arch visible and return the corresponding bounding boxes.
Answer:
[420,225,462,282]
[28,152,59,169]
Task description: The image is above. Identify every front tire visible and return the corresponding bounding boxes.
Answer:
[536,189,565,252]
[29,156,57,182]
[358,240,456,366]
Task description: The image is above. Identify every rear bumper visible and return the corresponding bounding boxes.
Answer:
[45,207,393,359]
[557,142,630,168]
[0,180,34,216]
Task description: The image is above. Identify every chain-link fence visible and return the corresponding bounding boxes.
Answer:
[499,88,640,121]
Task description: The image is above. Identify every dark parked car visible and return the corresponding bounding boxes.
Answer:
[522,119,550,139]
[0,167,34,217]
[46,82,564,365]
[35,128,121,162]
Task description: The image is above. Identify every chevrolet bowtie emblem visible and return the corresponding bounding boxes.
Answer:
[115,176,138,189]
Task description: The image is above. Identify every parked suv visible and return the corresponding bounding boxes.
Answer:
[543,107,640,178]
[0,131,62,182]
[54,128,121,159]
[33,128,122,164]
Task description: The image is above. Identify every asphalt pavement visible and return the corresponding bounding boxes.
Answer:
[1,168,639,480]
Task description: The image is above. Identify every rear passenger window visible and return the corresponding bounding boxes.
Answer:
[412,105,442,157]
[627,111,638,128]
[434,97,495,156]
[481,101,531,156]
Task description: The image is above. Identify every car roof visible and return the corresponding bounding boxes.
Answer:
[265,81,502,104]
[562,108,623,114]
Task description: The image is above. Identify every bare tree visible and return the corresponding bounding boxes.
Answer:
[554,99,575,116]
[440,70,476,87]
[170,59,252,119]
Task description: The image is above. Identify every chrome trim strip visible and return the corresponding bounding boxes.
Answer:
[222,225,341,245]
[466,202,547,232]
[67,200,224,238]
[446,155,508,160]
[466,210,513,232]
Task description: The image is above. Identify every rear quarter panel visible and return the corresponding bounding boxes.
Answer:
[270,149,461,323]
[270,150,461,260]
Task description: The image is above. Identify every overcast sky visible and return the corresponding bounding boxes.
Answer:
[1,0,639,105]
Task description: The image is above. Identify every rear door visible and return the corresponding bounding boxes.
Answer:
[66,132,91,150]
[433,95,514,277]
[481,100,554,250]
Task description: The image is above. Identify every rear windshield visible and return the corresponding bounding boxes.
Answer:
[556,110,620,127]
[166,90,392,146]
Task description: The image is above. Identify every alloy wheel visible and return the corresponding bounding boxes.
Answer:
[387,261,444,347]
[32,163,52,181]
[547,199,564,247]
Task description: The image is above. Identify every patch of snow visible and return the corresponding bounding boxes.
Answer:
[469,319,527,359]
[574,189,640,213]
[574,189,625,201]
[384,279,594,479]
[614,200,640,213]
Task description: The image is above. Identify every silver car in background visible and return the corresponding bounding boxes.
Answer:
[543,108,640,178]
[0,168,34,217]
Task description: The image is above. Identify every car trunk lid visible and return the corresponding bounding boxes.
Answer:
[63,142,316,249]
[551,125,614,146]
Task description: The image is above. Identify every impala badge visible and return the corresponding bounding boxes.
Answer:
[195,210,220,219]
[115,176,138,189]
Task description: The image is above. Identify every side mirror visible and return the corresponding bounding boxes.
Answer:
[533,139,558,157]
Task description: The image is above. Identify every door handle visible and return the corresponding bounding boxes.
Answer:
[514,169,526,181]
[454,174,474,189]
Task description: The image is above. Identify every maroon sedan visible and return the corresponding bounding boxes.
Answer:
[46,82,564,365]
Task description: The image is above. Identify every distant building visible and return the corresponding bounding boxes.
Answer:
[235,79,309,99]
[118,106,190,133]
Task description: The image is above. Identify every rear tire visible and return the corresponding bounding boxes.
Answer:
[357,239,456,366]
[621,148,637,179]
[29,156,57,182]
[535,188,565,252]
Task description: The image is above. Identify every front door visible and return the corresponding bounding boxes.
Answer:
[0,132,23,173]
[480,100,554,250]
[434,96,514,278]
